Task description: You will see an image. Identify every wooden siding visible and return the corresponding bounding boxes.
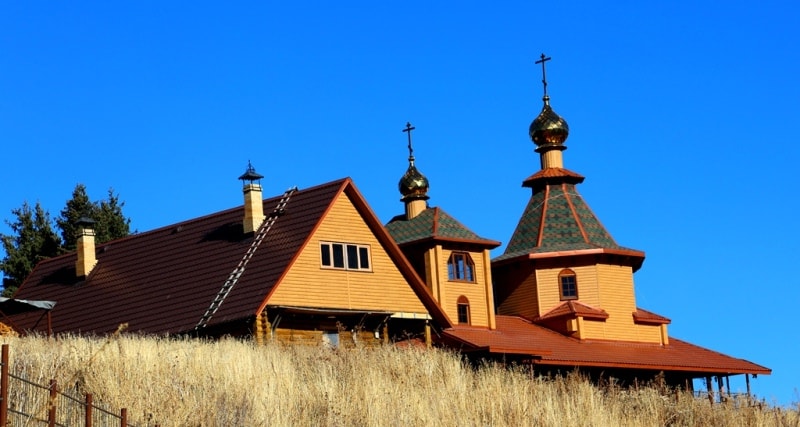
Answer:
[534,263,662,343]
[536,265,599,314]
[438,248,490,327]
[594,264,640,342]
[481,249,497,330]
[272,329,382,348]
[497,264,540,320]
[268,192,429,314]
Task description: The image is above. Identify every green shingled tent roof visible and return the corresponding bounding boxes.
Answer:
[495,183,639,262]
[386,207,499,248]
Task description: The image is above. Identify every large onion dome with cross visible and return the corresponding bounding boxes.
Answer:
[398,122,430,202]
[494,53,644,266]
[529,53,570,156]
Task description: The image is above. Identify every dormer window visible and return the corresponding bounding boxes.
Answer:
[320,242,371,271]
[559,269,578,300]
[447,252,475,282]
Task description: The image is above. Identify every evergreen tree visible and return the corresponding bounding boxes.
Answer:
[57,184,94,251]
[57,184,131,251]
[0,202,62,296]
[1,184,132,296]
[95,188,131,244]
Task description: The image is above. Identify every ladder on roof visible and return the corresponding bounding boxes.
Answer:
[194,186,298,331]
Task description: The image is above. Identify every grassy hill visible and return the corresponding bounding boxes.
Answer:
[1,334,796,426]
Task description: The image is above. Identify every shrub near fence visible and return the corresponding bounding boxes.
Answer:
[0,344,153,427]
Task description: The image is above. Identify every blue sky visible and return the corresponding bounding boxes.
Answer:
[2,1,799,405]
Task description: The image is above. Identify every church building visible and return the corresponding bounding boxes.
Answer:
[7,56,769,393]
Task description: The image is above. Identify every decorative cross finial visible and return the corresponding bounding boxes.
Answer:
[535,53,552,100]
[402,122,416,158]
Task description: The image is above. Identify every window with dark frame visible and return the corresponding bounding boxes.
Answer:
[559,269,578,300]
[320,242,371,271]
[447,252,476,282]
[457,296,470,324]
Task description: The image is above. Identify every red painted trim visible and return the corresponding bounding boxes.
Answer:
[562,183,589,244]
[537,185,549,247]
[397,235,501,249]
[344,182,453,328]
[432,207,440,236]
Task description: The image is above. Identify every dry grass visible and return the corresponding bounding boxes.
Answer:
[0,334,796,427]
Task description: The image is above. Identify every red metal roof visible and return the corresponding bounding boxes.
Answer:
[442,315,770,375]
[536,300,609,321]
[11,178,450,335]
[633,308,671,325]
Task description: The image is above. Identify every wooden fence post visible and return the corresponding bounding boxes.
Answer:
[49,379,57,427]
[85,393,93,427]
[0,344,8,427]
[120,407,127,427]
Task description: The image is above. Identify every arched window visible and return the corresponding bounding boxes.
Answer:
[457,296,471,325]
[447,252,476,282]
[559,269,578,300]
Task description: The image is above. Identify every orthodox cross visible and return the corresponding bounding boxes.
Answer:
[402,122,416,158]
[535,53,552,98]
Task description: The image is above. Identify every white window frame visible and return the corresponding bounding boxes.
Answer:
[320,241,372,272]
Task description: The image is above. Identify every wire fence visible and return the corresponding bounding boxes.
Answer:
[0,344,157,427]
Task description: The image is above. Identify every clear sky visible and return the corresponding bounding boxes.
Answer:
[2,1,798,405]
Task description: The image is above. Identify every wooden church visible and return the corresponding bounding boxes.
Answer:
[7,58,769,391]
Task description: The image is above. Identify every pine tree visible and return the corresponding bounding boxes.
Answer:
[57,184,94,251]
[0,202,62,296]
[1,184,132,296]
[95,188,131,245]
[57,184,131,251]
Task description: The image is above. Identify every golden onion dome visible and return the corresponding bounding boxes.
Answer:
[399,158,429,199]
[529,95,569,149]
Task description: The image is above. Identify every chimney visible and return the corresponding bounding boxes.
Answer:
[75,217,97,277]
[239,162,265,234]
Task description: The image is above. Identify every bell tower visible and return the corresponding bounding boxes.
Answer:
[492,54,668,345]
[386,123,500,329]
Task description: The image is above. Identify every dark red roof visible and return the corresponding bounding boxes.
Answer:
[442,316,770,375]
[12,178,450,335]
[633,308,671,325]
[522,167,585,186]
[536,300,609,321]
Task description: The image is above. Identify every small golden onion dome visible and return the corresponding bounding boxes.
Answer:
[529,96,569,149]
[399,158,429,200]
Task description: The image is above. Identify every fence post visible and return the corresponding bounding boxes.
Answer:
[85,393,93,427]
[120,407,127,427]
[49,379,57,427]
[0,344,8,427]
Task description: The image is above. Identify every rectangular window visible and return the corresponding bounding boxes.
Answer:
[320,244,331,267]
[320,242,371,271]
[346,244,359,269]
[322,331,339,348]
[332,243,345,268]
[457,304,470,324]
[560,275,577,300]
[358,247,369,269]
[447,252,476,282]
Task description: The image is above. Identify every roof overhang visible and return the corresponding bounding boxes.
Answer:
[0,297,56,336]
[530,358,771,376]
[0,297,56,313]
[440,328,553,356]
[268,305,395,317]
[397,235,501,250]
[493,247,646,271]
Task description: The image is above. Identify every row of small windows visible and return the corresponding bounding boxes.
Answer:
[320,242,371,271]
